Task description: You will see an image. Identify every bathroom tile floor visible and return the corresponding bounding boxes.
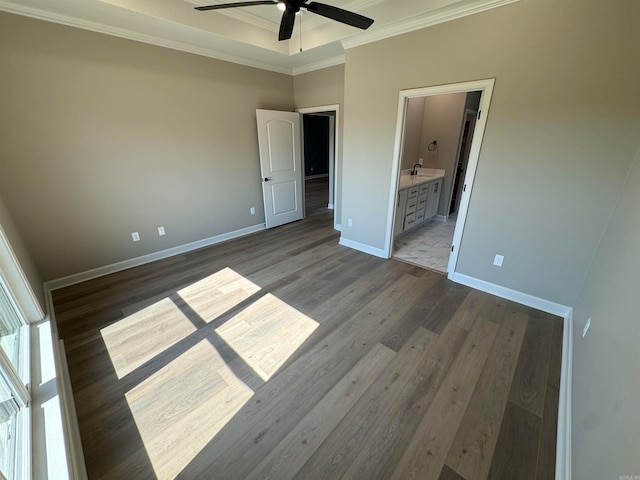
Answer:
[393,214,457,273]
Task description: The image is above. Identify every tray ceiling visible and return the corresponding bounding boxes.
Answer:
[0,0,518,74]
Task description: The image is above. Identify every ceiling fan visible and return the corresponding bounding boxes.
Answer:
[195,1,374,41]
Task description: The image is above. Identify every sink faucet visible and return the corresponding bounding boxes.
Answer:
[411,163,421,176]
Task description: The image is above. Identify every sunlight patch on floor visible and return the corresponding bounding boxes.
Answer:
[125,340,254,479]
[101,297,197,378]
[216,293,319,381]
[178,267,261,322]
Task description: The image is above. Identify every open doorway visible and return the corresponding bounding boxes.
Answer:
[385,79,494,278]
[298,105,339,229]
[302,113,331,214]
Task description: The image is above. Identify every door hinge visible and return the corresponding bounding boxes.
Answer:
[477,110,482,120]
[463,184,467,192]
[451,245,455,252]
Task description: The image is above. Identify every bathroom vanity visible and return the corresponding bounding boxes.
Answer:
[394,169,445,238]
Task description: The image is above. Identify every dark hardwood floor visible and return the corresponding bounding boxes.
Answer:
[305,177,329,213]
[52,207,562,480]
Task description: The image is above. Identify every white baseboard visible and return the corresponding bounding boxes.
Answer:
[328,203,335,210]
[556,310,573,480]
[449,272,572,318]
[44,223,266,293]
[449,272,572,480]
[339,237,387,258]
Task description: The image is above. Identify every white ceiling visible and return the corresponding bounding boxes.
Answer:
[0,0,518,74]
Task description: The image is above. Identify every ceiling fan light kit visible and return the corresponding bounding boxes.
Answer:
[195,0,374,41]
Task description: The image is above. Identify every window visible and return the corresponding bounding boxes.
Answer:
[0,277,30,480]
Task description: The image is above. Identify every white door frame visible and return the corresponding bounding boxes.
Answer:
[297,104,340,231]
[384,79,495,279]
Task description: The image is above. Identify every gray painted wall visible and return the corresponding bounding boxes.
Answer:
[0,12,294,281]
[571,144,640,478]
[340,0,640,306]
[419,92,467,216]
[400,97,425,171]
[0,192,44,311]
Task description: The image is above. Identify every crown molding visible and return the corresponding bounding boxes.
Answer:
[0,0,293,74]
[342,0,520,50]
[292,54,344,75]
[1,0,520,76]
[187,0,279,32]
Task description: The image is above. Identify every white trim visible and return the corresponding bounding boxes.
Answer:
[292,55,345,76]
[556,310,573,480]
[187,0,278,33]
[0,1,293,75]
[339,237,386,258]
[342,0,520,50]
[450,272,572,318]
[334,223,342,232]
[44,223,265,292]
[384,78,495,271]
[328,204,335,210]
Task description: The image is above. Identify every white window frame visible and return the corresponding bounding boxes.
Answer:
[0,275,32,480]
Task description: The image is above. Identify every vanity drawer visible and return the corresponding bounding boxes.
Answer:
[403,212,417,230]
[416,207,426,223]
[407,186,420,198]
[405,197,418,214]
[419,183,430,194]
[417,193,427,208]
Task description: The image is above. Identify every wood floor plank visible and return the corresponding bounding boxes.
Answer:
[390,318,499,480]
[422,280,471,334]
[382,272,453,351]
[547,316,564,390]
[536,386,560,480]
[177,273,433,479]
[439,465,466,480]
[487,401,542,480]
[334,324,469,480]
[52,209,562,480]
[294,326,443,480]
[445,311,529,480]
[245,342,396,480]
[509,310,554,417]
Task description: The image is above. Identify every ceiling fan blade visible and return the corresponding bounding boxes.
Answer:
[278,8,297,41]
[304,2,374,30]
[195,1,276,11]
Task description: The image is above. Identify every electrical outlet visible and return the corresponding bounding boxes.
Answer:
[131,232,140,242]
[250,207,256,215]
[493,254,504,267]
[583,317,591,337]
[158,226,165,236]
[347,218,353,227]
[419,158,423,166]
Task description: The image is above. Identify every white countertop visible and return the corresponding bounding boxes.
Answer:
[398,168,445,189]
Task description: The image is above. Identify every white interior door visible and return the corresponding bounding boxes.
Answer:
[256,109,304,229]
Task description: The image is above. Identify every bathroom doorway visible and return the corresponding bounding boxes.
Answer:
[385,79,494,277]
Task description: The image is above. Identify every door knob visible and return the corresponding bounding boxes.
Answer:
[264,177,272,182]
